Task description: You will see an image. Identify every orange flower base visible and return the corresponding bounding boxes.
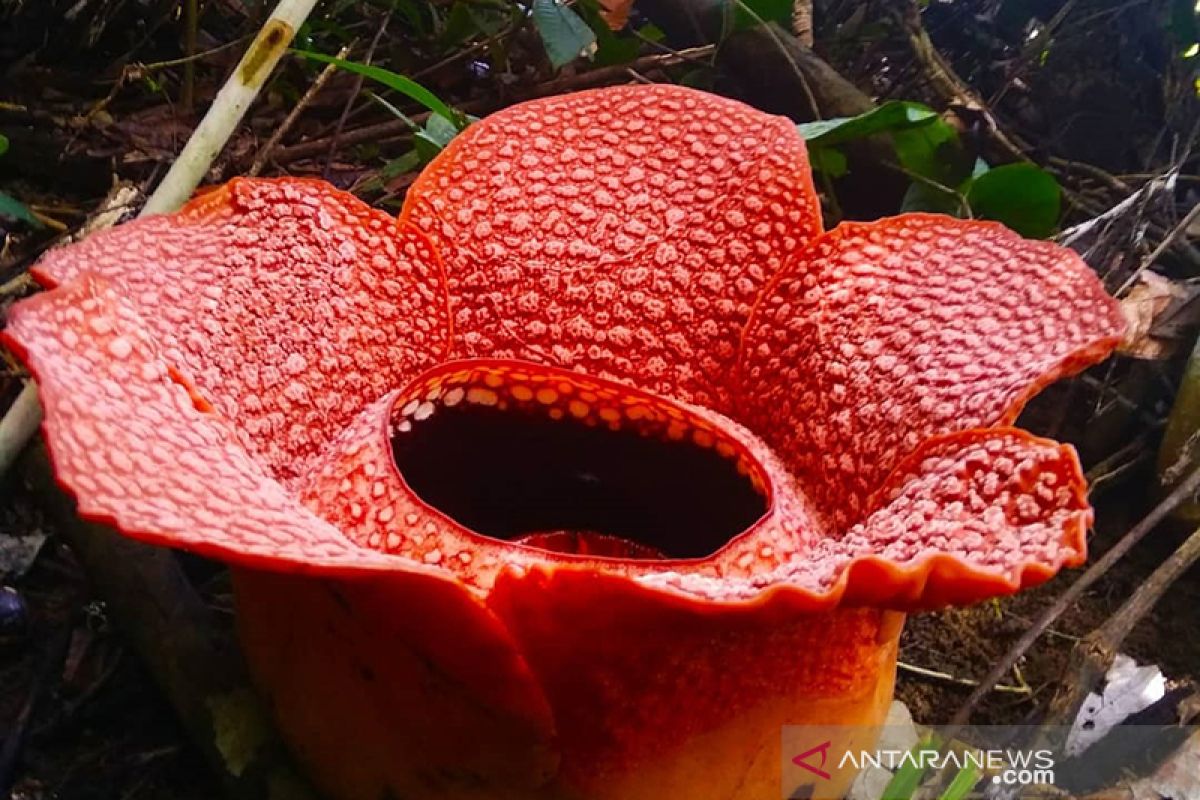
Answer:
[234,568,902,800]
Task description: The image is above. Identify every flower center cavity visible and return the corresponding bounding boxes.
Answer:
[390,362,769,560]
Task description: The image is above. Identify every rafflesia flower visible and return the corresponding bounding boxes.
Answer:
[3,85,1124,799]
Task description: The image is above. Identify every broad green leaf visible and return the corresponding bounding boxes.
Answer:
[576,0,640,67]
[808,145,848,178]
[965,162,1061,239]
[733,0,793,30]
[414,112,461,162]
[796,101,939,147]
[0,134,8,157]
[900,180,964,216]
[532,0,596,69]
[0,191,41,228]
[892,116,967,181]
[894,116,974,214]
[294,50,464,128]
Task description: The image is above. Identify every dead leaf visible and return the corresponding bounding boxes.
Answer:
[598,0,634,30]
[1118,271,1200,360]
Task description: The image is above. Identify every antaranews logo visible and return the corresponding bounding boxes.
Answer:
[781,725,1076,800]
[785,723,1199,799]
[791,740,833,781]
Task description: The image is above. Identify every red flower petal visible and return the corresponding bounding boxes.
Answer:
[738,214,1126,528]
[30,178,450,484]
[827,428,1090,608]
[402,85,822,410]
[3,274,390,572]
[0,63,1130,800]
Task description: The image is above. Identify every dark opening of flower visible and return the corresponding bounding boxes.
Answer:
[390,363,768,559]
[2,85,1126,800]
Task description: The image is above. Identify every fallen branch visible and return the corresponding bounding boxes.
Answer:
[1043,522,1200,730]
[1117,199,1200,295]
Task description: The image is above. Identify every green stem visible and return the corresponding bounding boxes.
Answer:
[1157,335,1200,520]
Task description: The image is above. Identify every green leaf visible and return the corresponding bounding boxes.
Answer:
[900,180,963,215]
[293,50,464,128]
[893,116,974,215]
[532,0,596,69]
[893,117,968,180]
[358,149,423,193]
[575,0,641,66]
[0,133,8,157]
[965,162,1062,239]
[733,0,793,30]
[808,145,848,178]
[382,150,422,179]
[367,90,422,130]
[796,101,939,147]
[937,766,981,800]
[414,112,461,162]
[881,735,939,800]
[0,191,42,228]
[638,23,665,42]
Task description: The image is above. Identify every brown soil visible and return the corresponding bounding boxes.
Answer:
[898,488,1200,726]
[1,480,216,800]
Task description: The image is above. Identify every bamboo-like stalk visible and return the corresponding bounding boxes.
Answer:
[1157,334,1200,521]
[0,383,41,477]
[142,0,321,215]
[0,0,319,477]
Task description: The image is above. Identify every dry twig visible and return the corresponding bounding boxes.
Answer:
[1042,522,1200,731]
[898,661,1030,695]
[270,47,715,164]
[248,42,354,176]
[324,15,390,177]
